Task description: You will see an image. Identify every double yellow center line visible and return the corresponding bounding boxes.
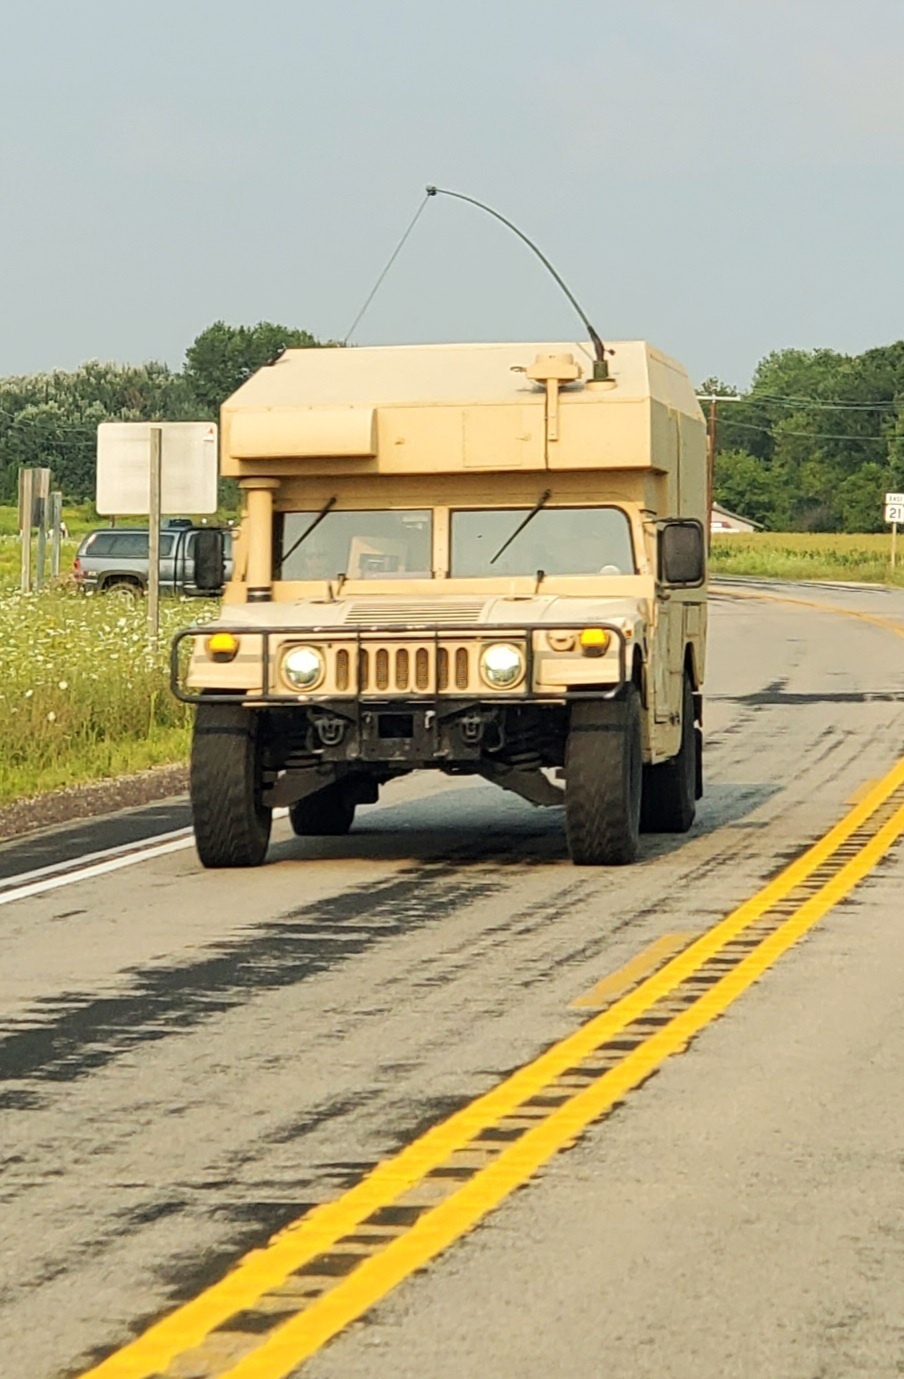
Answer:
[80,752,904,1379]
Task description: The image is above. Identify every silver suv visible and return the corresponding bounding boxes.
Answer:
[73,524,233,596]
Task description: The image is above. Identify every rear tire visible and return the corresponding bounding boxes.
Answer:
[564,687,642,865]
[641,672,697,833]
[102,579,142,599]
[289,783,356,837]
[191,702,272,867]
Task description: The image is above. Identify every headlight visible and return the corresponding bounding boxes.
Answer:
[479,642,525,689]
[282,645,325,690]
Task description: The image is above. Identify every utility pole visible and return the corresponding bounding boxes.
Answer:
[697,393,743,547]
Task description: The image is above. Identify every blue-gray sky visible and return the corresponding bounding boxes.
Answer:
[2,0,903,387]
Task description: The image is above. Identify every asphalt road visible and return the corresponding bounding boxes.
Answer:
[1,580,904,1379]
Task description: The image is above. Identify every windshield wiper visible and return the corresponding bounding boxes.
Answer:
[278,495,337,573]
[489,489,552,566]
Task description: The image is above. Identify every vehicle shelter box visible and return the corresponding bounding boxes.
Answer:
[220,341,706,519]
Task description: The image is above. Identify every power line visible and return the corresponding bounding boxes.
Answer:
[727,418,893,444]
[751,393,898,412]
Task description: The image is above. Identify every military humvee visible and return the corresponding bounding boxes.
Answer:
[172,340,707,868]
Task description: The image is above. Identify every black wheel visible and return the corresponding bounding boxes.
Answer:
[190,702,271,867]
[564,686,642,865]
[289,782,356,837]
[102,579,142,599]
[641,672,697,833]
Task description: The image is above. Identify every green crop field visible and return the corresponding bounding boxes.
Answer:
[709,532,904,586]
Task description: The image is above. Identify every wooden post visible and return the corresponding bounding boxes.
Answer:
[148,427,162,641]
[892,521,898,571]
[50,492,63,578]
[18,468,34,594]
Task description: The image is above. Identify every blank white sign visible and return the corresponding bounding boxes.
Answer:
[96,422,218,515]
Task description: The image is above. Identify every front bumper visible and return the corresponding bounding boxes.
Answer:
[171,620,630,706]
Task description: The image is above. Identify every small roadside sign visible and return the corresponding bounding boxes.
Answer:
[96,422,218,515]
[885,493,904,571]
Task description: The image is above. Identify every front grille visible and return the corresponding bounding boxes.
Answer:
[351,640,478,694]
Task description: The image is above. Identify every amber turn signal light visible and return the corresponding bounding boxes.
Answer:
[206,632,240,663]
[579,628,610,657]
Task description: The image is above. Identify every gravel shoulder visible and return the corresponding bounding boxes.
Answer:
[0,762,188,842]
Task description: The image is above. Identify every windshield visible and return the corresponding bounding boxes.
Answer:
[278,510,433,580]
[450,507,635,578]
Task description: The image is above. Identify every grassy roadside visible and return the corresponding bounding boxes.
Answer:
[0,589,215,807]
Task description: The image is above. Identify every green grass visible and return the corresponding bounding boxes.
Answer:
[0,587,216,807]
[709,532,904,585]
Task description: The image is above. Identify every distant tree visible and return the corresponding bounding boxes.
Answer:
[709,342,904,531]
[835,463,891,534]
[0,361,195,501]
[184,321,330,415]
[713,449,785,529]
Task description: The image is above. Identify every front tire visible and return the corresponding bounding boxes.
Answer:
[289,782,356,837]
[641,672,697,833]
[565,687,642,865]
[191,702,272,867]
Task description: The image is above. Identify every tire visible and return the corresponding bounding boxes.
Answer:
[102,579,142,599]
[289,782,356,837]
[564,686,642,865]
[190,702,272,867]
[641,672,697,833]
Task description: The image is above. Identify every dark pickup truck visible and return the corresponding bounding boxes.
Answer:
[73,524,234,596]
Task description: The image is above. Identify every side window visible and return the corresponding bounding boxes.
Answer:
[86,532,116,557]
[111,533,148,558]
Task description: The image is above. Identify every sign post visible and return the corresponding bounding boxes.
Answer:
[884,492,904,571]
[148,427,163,641]
[49,492,63,578]
[17,467,53,593]
[18,469,34,594]
[33,467,51,591]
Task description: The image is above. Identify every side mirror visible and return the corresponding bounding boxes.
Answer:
[659,520,706,588]
[194,528,226,591]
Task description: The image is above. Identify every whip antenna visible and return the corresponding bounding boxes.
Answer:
[425,185,610,380]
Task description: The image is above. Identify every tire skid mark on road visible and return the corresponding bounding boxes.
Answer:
[73,756,904,1379]
[0,862,511,1102]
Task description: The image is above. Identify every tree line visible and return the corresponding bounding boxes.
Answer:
[709,342,904,532]
[0,322,324,503]
[3,325,904,530]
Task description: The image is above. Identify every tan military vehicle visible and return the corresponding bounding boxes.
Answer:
[173,341,707,868]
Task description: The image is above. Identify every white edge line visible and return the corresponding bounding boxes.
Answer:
[0,808,290,909]
[0,826,194,891]
[0,836,197,907]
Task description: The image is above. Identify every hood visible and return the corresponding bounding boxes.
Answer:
[211,591,649,633]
